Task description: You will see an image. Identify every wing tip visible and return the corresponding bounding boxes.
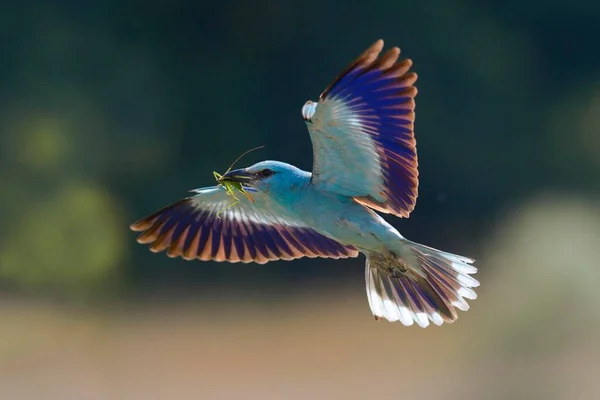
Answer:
[130,198,193,231]
[370,39,385,52]
[130,216,154,232]
[320,39,417,102]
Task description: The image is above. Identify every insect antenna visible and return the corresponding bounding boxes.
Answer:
[223,145,266,174]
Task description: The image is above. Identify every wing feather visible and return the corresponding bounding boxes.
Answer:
[130,186,359,264]
[303,39,419,218]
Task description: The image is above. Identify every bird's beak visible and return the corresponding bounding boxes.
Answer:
[220,168,254,184]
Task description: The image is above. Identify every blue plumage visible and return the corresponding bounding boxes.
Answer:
[132,40,478,327]
[309,40,419,217]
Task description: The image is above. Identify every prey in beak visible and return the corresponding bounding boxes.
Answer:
[219,168,255,185]
[212,168,256,209]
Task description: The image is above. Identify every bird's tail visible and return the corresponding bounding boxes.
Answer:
[365,240,479,327]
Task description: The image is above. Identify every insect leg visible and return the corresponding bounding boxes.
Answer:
[216,199,239,218]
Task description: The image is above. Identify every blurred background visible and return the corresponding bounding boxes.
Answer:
[1,1,599,399]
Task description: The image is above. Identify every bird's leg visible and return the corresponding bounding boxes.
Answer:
[382,250,408,277]
[369,250,410,278]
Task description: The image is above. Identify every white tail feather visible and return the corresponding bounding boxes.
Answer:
[365,240,479,327]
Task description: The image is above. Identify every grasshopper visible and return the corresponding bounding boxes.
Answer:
[213,146,265,217]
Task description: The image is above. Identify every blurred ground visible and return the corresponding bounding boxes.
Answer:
[0,292,596,400]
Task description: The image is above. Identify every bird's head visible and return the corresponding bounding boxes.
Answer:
[219,160,308,197]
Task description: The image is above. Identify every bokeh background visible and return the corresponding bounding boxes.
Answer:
[1,1,599,399]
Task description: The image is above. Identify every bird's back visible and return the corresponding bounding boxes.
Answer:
[282,182,399,252]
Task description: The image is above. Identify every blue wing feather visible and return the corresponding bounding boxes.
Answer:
[131,187,358,264]
[304,39,419,217]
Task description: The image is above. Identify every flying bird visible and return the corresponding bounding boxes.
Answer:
[130,39,479,327]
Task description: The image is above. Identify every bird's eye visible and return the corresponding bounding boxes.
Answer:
[259,169,274,178]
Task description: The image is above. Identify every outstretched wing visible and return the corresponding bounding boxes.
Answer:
[130,186,359,264]
[302,39,419,218]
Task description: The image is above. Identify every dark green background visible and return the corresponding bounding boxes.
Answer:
[1,1,599,300]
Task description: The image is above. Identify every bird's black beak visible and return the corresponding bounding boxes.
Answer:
[220,168,254,184]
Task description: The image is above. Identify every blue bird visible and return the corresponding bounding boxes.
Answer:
[130,40,479,327]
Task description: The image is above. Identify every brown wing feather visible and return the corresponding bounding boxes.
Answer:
[131,197,359,264]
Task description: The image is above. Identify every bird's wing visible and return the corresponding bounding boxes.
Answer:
[130,186,359,264]
[302,39,419,218]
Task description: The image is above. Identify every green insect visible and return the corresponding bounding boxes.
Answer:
[213,145,265,217]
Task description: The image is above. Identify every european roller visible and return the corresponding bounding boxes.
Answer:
[131,40,479,327]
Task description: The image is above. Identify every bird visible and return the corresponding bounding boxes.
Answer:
[130,39,479,327]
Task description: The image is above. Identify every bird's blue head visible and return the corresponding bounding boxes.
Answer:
[220,160,309,198]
